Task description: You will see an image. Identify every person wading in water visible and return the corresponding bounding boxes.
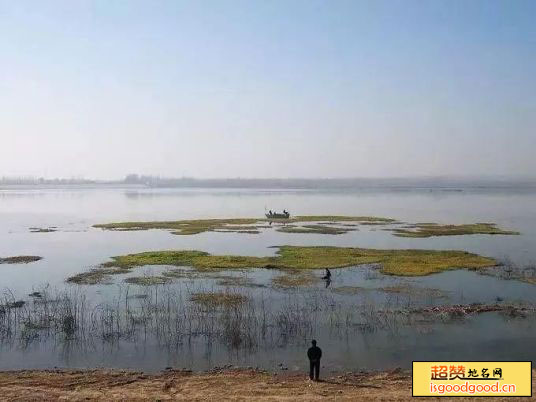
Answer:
[322,268,332,288]
[307,339,322,381]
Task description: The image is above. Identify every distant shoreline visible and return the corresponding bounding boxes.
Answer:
[2,176,536,191]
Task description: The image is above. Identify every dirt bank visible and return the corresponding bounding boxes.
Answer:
[0,368,534,401]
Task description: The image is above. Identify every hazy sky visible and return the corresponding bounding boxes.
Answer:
[1,0,535,179]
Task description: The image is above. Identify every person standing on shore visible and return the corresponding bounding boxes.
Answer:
[307,340,322,381]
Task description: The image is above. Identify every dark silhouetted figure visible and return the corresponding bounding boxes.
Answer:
[322,268,332,288]
[307,339,322,381]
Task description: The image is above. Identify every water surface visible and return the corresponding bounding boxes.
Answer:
[0,186,535,372]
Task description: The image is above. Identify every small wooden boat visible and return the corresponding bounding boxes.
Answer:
[265,211,290,219]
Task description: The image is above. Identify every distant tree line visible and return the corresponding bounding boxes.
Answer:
[120,174,536,190]
[2,174,535,190]
[0,176,95,185]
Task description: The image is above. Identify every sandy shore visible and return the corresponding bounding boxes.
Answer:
[0,368,534,401]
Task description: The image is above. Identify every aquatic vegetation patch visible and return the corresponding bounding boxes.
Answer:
[0,256,42,264]
[103,227,143,232]
[93,216,395,235]
[98,250,273,272]
[390,223,519,238]
[162,270,264,287]
[65,245,498,285]
[480,261,536,286]
[0,286,377,353]
[409,303,536,319]
[213,229,261,234]
[72,245,496,285]
[184,255,275,271]
[216,276,265,287]
[94,218,263,235]
[3,283,536,369]
[190,292,247,308]
[162,269,236,281]
[161,268,205,280]
[358,221,392,226]
[270,246,496,276]
[67,270,109,285]
[276,224,354,235]
[289,215,396,224]
[331,286,369,294]
[66,267,131,285]
[378,284,447,298]
[102,250,211,269]
[124,276,170,286]
[272,271,321,288]
[93,216,519,239]
[332,284,447,298]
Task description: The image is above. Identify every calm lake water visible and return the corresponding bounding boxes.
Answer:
[1,186,536,372]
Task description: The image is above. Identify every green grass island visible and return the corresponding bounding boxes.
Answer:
[67,245,496,285]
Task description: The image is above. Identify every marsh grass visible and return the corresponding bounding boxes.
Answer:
[216,276,265,288]
[66,267,131,285]
[276,224,354,235]
[123,272,261,287]
[358,221,392,226]
[102,251,211,269]
[93,216,396,236]
[290,216,395,223]
[190,292,248,308]
[216,276,249,286]
[272,272,320,288]
[357,301,405,334]
[93,215,521,242]
[94,218,263,235]
[483,258,536,285]
[391,223,520,238]
[331,284,446,301]
[213,229,260,234]
[0,286,324,348]
[161,269,205,280]
[0,287,89,344]
[407,303,536,320]
[124,276,171,286]
[331,286,369,295]
[4,283,526,355]
[378,284,447,298]
[67,245,496,284]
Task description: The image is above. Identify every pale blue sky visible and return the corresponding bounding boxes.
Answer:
[1,0,535,179]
